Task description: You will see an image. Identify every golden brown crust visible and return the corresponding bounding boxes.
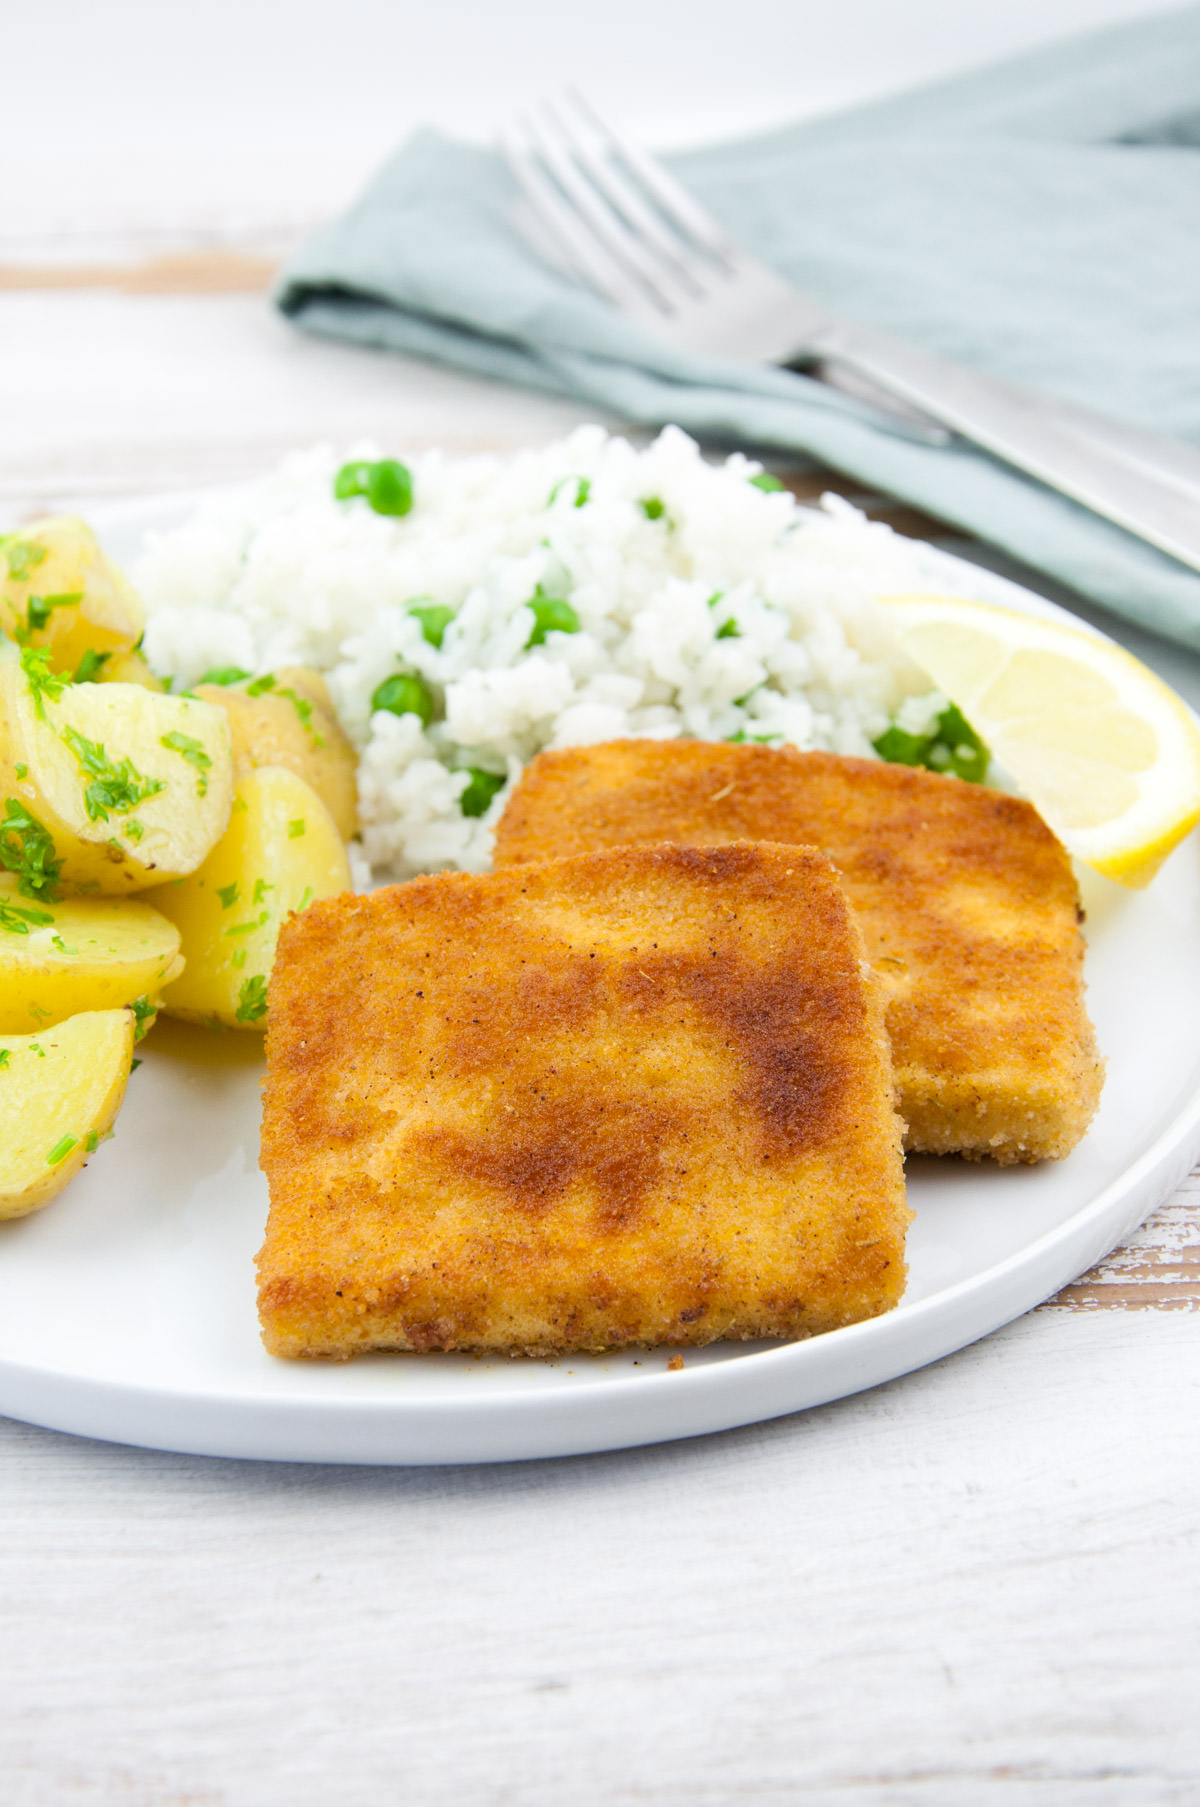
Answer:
[257,841,909,1359]
[494,742,1104,1162]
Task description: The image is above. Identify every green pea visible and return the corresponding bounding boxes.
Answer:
[371,672,435,726]
[334,461,373,500]
[459,768,506,818]
[408,602,456,650]
[748,472,786,493]
[334,458,414,517]
[367,460,413,517]
[525,595,580,648]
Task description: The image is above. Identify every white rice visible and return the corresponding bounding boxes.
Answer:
[134,425,941,884]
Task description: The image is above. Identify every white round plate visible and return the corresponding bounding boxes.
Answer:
[3,494,1199,1466]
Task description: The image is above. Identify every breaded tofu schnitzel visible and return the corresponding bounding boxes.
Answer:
[493,741,1103,1164]
[257,841,908,1359]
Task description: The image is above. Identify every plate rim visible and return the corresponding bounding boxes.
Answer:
[1,487,1196,1465]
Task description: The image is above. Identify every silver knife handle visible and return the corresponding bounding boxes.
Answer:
[812,320,1200,576]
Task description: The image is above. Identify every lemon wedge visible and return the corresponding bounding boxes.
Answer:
[881,594,1200,888]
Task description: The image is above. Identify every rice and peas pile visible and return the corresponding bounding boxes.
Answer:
[135,425,949,886]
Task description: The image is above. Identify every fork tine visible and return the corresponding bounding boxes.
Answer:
[545,93,709,302]
[500,123,646,310]
[568,89,737,270]
[523,105,686,314]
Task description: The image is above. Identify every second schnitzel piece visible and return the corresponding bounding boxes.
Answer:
[257,841,908,1359]
[493,741,1104,1163]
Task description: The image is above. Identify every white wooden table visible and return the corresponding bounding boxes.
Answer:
[3,7,1198,1799]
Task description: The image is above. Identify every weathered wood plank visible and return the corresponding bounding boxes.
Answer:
[1047,1179,1200,1311]
[0,252,278,293]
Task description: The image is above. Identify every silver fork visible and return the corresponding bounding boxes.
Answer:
[501,92,1200,577]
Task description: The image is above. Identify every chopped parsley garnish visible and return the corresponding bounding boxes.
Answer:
[279,687,324,748]
[50,935,77,956]
[59,727,166,822]
[287,819,306,838]
[726,728,781,745]
[408,602,455,650]
[14,765,27,780]
[236,974,269,1024]
[30,1042,45,1058]
[46,1135,77,1166]
[458,767,505,819]
[225,913,269,938]
[525,587,580,648]
[253,878,273,904]
[371,672,434,726]
[639,496,666,520]
[548,475,590,507]
[0,1050,9,1070]
[197,666,251,686]
[0,899,54,935]
[74,648,112,684]
[297,886,314,912]
[3,538,48,582]
[127,995,157,1042]
[334,458,414,517]
[124,818,145,844]
[160,730,212,796]
[20,646,67,719]
[24,592,82,638]
[216,882,240,910]
[873,702,990,785]
[0,799,61,900]
[715,618,740,640]
[85,1130,99,1152]
[233,672,323,746]
[748,472,787,493]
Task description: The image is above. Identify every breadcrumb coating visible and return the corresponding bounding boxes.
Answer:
[494,742,1103,1163]
[257,841,909,1359]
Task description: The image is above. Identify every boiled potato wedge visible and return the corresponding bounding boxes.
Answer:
[97,648,165,691]
[0,517,145,675]
[0,874,183,1033]
[155,765,350,1029]
[0,651,233,894]
[194,667,358,839]
[0,1008,134,1219]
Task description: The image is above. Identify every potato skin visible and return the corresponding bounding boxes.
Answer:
[0,877,183,1033]
[194,668,358,841]
[99,650,164,692]
[155,765,351,1030]
[0,1008,134,1219]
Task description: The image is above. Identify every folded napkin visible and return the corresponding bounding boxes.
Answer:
[277,7,1200,650]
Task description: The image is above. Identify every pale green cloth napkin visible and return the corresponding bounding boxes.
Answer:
[277,8,1200,649]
